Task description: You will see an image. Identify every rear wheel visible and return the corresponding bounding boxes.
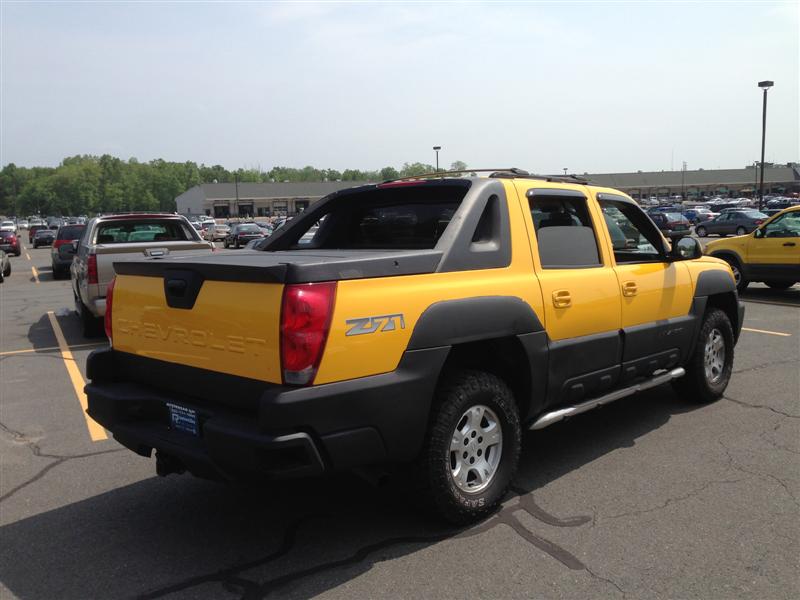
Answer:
[736,226,747,236]
[695,225,707,237]
[673,308,734,403]
[765,281,794,290]
[79,299,104,338]
[417,370,520,524]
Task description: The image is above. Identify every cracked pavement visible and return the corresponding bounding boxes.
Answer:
[1,243,798,599]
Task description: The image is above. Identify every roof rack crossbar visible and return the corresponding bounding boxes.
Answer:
[380,168,590,185]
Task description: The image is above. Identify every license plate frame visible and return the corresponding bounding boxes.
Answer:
[167,402,199,436]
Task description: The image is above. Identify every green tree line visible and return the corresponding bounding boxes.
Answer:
[0,156,469,216]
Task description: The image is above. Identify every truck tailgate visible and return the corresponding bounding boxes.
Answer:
[111,273,283,383]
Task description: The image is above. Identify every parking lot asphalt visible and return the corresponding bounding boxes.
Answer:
[1,238,798,600]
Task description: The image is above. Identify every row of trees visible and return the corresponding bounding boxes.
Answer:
[0,156,469,217]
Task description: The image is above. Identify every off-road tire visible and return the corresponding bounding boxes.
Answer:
[765,281,793,290]
[79,299,104,338]
[672,308,734,403]
[417,370,521,524]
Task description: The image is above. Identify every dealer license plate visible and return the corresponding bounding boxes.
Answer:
[167,403,199,436]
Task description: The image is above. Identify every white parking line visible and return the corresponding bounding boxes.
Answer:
[741,327,792,337]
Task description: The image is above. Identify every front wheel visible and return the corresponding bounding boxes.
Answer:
[673,308,734,403]
[418,370,521,524]
[736,226,747,236]
[695,226,707,237]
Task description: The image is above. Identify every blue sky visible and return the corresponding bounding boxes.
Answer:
[1,1,798,173]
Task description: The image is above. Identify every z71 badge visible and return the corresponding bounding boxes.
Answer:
[345,314,406,336]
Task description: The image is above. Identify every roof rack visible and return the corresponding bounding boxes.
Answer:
[381,168,590,185]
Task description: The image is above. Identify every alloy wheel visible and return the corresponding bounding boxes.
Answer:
[450,404,503,494]
[704,328,726,384]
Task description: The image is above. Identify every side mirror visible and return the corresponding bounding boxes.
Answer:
[670,235,703,260]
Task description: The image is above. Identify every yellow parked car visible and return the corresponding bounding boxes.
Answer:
[86,170,744,523]
[705,205,800,292]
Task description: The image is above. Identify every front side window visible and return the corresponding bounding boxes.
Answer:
[529,194,601,268]
[599,199,664,263]
[762,212,800,238]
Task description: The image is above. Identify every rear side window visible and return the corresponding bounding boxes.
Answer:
[288,183,468,250]
[94,220,195,244]
[57,225,85,240]
[528,193,601,268]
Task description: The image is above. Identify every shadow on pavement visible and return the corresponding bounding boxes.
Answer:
[0,386,699,600]
[739,285,800,306]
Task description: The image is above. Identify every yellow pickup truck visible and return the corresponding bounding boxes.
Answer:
[86,170,744,523]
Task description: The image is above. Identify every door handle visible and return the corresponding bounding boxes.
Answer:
[783,242,796,247]
[552,290,572,308]
[622,281,638,297]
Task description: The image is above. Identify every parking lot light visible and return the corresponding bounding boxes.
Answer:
[757,80,774,210]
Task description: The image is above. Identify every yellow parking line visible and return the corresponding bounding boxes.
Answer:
[0,342,106,357]
[741,327,792,337]
[46,311,108,441]
[31,266,40,283]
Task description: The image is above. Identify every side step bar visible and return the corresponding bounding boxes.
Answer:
[530,367,686,430]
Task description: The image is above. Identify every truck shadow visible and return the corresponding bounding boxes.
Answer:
[0,386,699,600]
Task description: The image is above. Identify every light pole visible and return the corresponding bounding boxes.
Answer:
[757,80,774,210]
[563,168,568,176]
[433,146,441,172]
[681,161,687,201]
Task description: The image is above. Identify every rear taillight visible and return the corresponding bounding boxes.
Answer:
[87,254,98,284]
[280,282,337,385]
[104,277,116,343]
[754,220,763,225]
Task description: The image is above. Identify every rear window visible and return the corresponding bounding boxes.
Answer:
[236,224,261,233]
[664,213,685,221]
[94,220,196,244]
[57,225,85,240]
[0,231,15,239]
[285,183,468,250]
[741,211,767,218]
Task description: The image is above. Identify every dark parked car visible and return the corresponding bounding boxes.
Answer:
[695,210,768,237]
[0,249,10,283]
[648,212,691,234]
[28,224,47,243]
[224,223,264,248]
[51,224,85,278]
[0,230,21,256]
[32,228,56,248]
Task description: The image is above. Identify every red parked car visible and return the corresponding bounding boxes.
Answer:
[0,230,21,256]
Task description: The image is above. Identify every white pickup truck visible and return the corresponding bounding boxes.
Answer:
[70,213,213,336]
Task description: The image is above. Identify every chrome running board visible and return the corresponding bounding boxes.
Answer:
[529,367,686,430]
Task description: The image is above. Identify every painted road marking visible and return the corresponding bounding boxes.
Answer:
[25,252,31,260]
[0,342,107,357]
[46,311,108,441]
[31,266,40,283]
[741,327,792,337]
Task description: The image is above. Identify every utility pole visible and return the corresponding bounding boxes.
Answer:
[681,161,687,201]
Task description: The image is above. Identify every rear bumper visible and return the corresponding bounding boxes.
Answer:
[52,254,75,268]
[85,347,449,479]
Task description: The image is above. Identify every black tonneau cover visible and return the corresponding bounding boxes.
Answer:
[113,249,443,284]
